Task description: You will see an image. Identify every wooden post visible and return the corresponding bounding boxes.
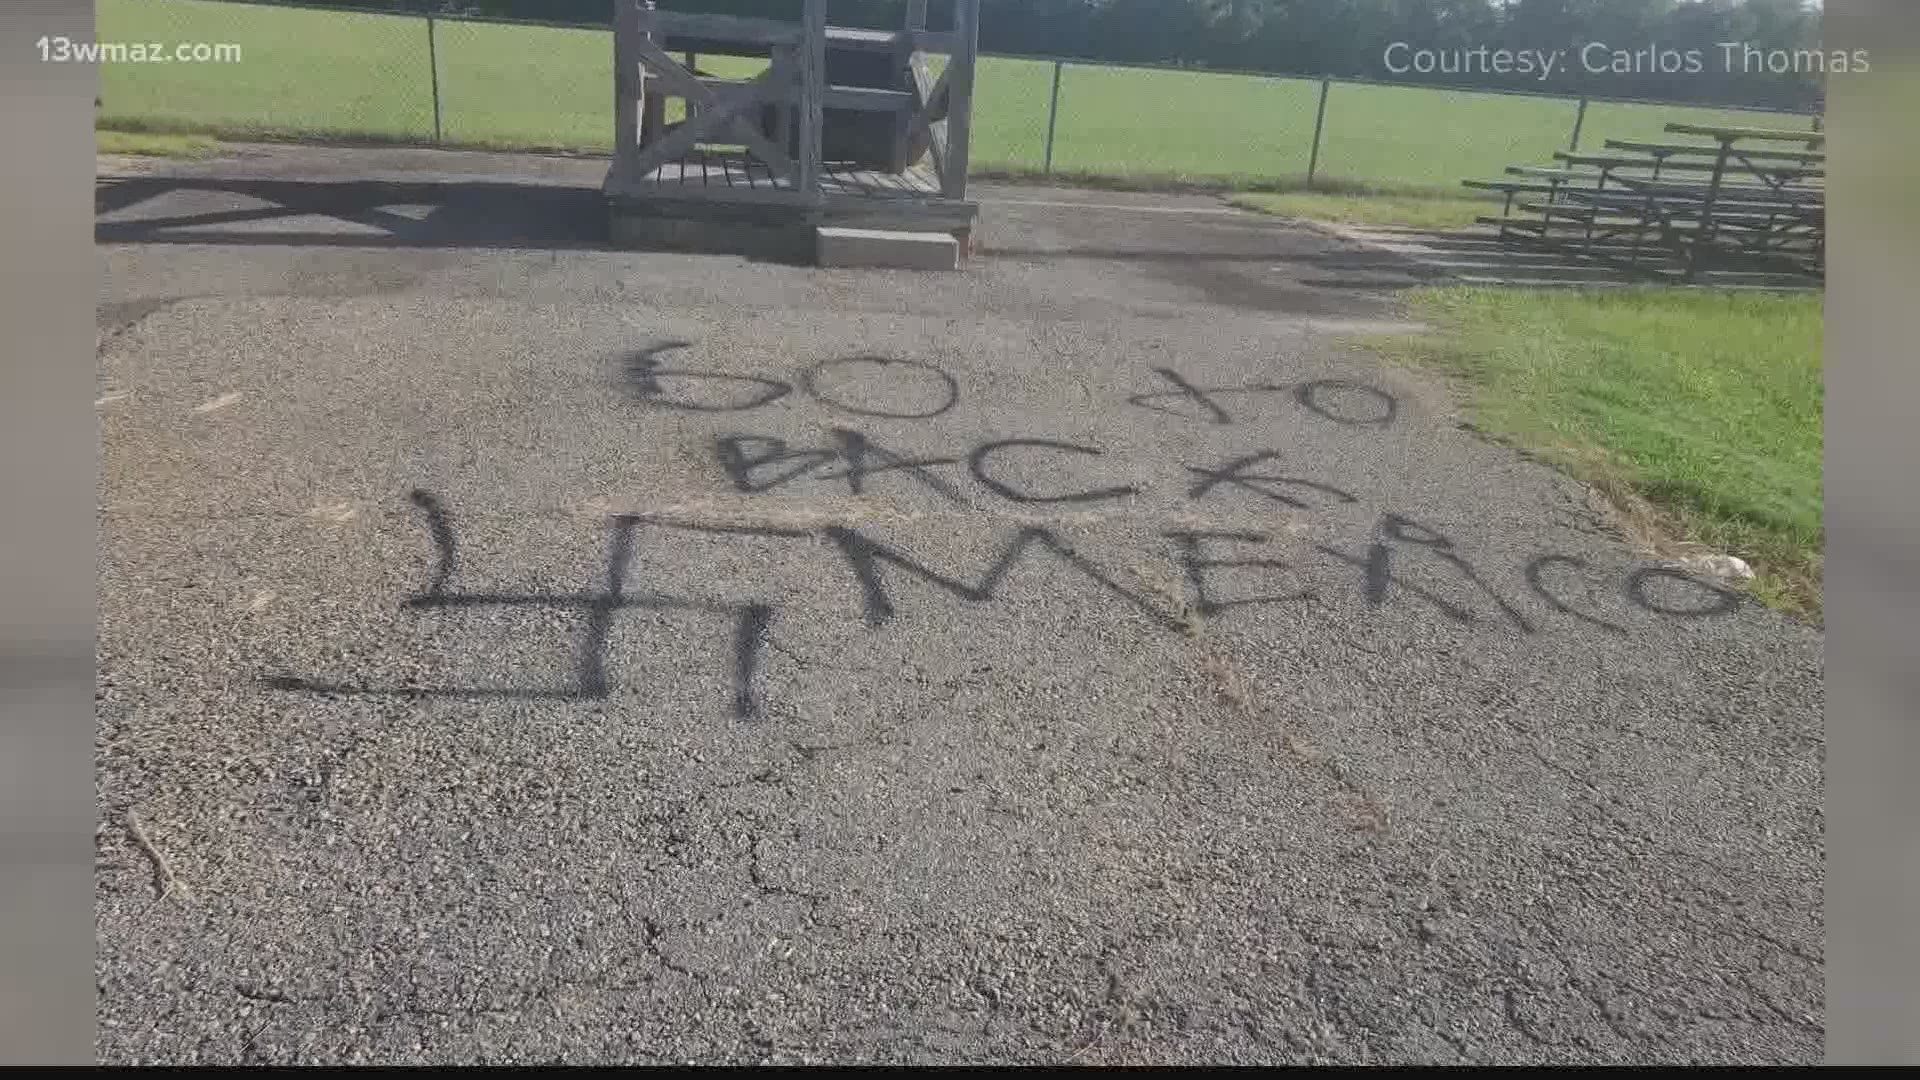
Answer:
[798,0,826,193]
[1568,95,1588,150]
[943,0,981,199]
[893,0,930,173]
[684,51,700,120]
[772,44,793,158]
[614,0,639,162]
[639,1,665,149]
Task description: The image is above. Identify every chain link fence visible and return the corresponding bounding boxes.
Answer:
[100,0,1820,191]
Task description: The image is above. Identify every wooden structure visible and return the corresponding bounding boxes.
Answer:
[604,0,983,261]
[1465,121,1824,283]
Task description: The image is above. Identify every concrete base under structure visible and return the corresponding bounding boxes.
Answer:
[608,206,816,263]
[606,199,974,267]
[603,151,977,265]
[817,226,959,270]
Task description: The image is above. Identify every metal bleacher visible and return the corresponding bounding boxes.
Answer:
[1465,121,1825,284]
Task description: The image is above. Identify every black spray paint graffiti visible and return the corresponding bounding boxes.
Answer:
[621,347,1403,430]
[716,429,965,502]
[265,491,1187,716]
[1169,531,1316,616]
[1626,566,1744,619]
[1127,368,1399,427]
[626,345,959,420]
[712,431,1149,506]
[265,493,1744,721]
[823,524,1183,632]
[968,440,1141,505]
[720,434,1151,506]
[1526,555,1626,635]
[266,491,787,720]
[800,356,959,420]
[1186,451,1359,510]
[623,341,792,413]
[1313,513,1539,634]
[270,345,1730,717]
[714,434,1373,511]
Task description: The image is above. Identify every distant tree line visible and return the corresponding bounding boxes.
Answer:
[317,0,1827,109]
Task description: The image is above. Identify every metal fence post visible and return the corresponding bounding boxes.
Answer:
[1306,77,1330,187]
[1043,59,1063,174]
[1568,94,1589,150]
[426,12,443,145]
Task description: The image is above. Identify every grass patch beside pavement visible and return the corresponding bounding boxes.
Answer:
[1371,287,1824,615]
[1230,191,1494,230]
[97,129,223,158]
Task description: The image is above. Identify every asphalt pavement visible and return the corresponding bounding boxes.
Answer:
[95,145,1822,1064]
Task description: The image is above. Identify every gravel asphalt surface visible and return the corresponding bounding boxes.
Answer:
[96,146,1822,1065]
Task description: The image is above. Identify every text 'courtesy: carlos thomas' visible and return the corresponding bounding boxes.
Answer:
[1383,41,1869,82]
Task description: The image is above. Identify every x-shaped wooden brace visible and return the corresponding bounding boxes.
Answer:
[907,54,951,177]
[630,37,798,179]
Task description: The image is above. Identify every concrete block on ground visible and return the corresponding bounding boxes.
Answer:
[608,210,811,262]
[816,226,960,271]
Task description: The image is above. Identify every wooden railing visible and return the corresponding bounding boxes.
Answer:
[612,0,979,201]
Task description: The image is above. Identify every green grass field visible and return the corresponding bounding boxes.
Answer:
[99,0,1815,190]
[1371,288,1824,614]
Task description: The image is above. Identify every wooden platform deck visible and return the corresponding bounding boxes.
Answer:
[608,150,956,204]
[604,150,978,258]
[609,148,973,217]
